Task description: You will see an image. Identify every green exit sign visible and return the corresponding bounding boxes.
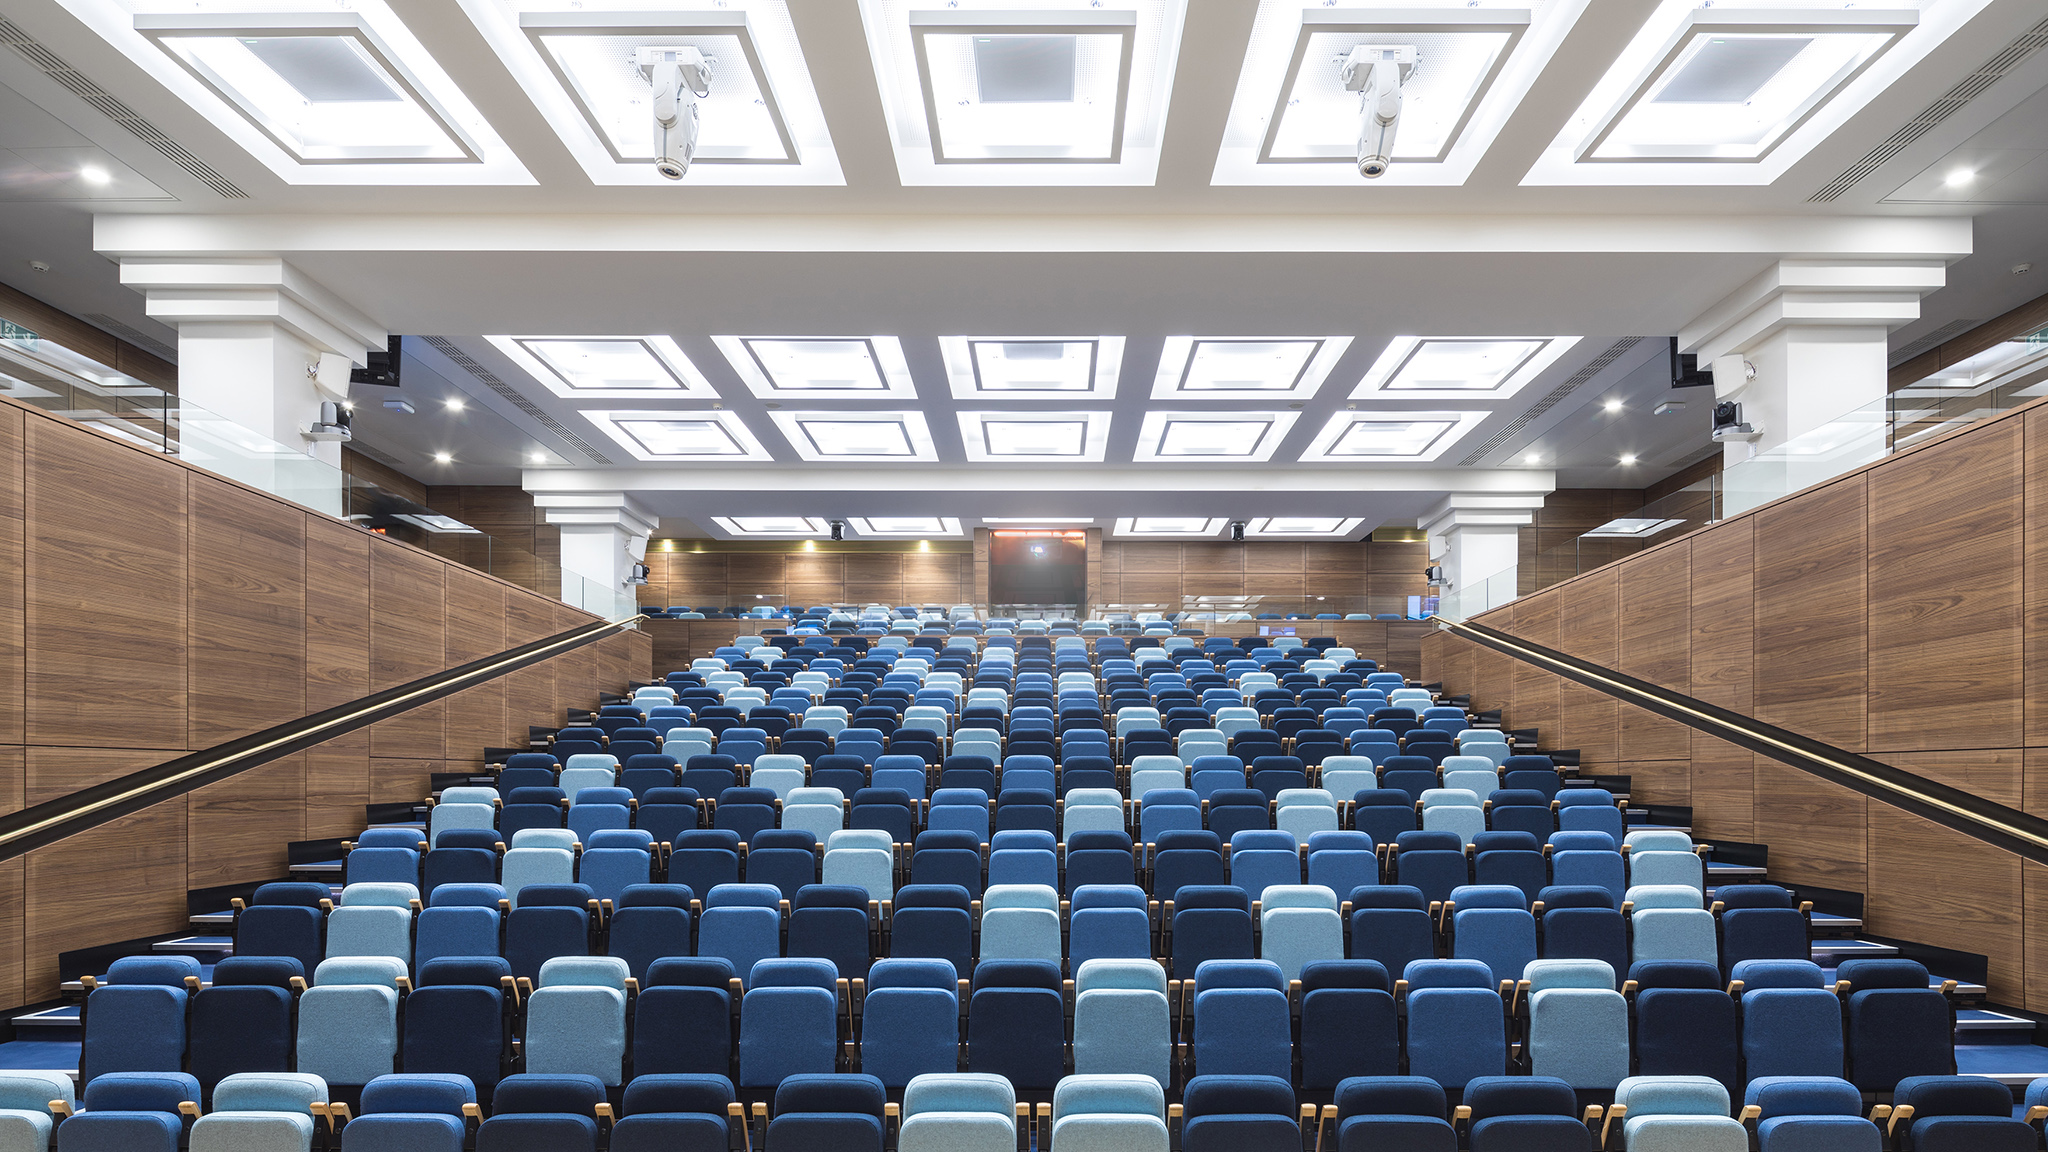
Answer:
[0,320,36,345]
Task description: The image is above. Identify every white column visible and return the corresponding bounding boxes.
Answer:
[533,490,660,613]
[118,258,386,505]
[1682,259,1946,469]
[1420,493,1546,610]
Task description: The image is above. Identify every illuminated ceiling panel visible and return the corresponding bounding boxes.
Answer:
[940,336,1122,399]
[1349,335,1578,400]
[1149,337,1351,400]
[585,408,775,461]
[486,334,719,399]
[1299,410,1488,461]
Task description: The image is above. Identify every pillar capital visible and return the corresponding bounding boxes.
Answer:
[1418,492,1546,536]
[532,491,661,537]
[1679,258,1947,362]
[119,257,386,364]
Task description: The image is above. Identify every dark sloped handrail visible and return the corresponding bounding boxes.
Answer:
[1435,615,2048,866]
[0,614,641,863]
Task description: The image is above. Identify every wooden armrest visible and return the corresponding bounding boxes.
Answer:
[184,976,202,994]
[289,976,308,994]
[1455,1105,1472,1122]
[1888,1105,1914,1137]
[2024,1105,2047,1124]
[179,1101,202,1120]
[462,1103,482,1121]
[594,1103,614,1122]
[1739,1105,1761,1129]
[1582,1105,1603,1127]
[1600,1103,1626,1149]
[48,1101,71,1121]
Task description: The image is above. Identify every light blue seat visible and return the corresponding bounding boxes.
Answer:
[1526,958,1629,1089]
[1072,959,1172,1086]
[188,1073,326,1152]
[297,965,399,1088]
[525,957,629,1085]
[1258,886,1343,983]
[1614,1075,1747,1152]
[979,884,1061,963]
[1628,885,1718,965]
[502,848,575,909]
[1048,1075,1170,1152]
[0,1072,74,1152]
[898,1074,1017,1152]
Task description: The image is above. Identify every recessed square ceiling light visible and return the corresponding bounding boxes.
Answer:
[1113,517,1230,537]
[1350,335,1578,399]
[136,13,481,163]
[712,515,835,536]
[464,2,840,185]
[941,336,1122,398]
[1557,6,1917,169]
[957,411,1111,462]
[857,0,1187,185]
[1134,411,1300,463]
[1582,516,1688,538]
[1214,2,1563,186]
[487,335,718,399]
[1150,336,1352,399]
[768,411,939,462]
[846,516,966,537]
[715,335,918,398]
[584,408,775,462]
[1300,410,1488,461]
[1242,516,1365,537]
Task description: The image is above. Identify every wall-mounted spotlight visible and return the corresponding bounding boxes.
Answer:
[1230,521,1246,542]
[829,520,844,541]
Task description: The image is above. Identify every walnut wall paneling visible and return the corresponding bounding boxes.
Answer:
[367,548,447,760]
[1557,570,1619,770]
[1867,421,2024,751]
[190,477,306,747]
[0,405,21,746]
[26,419,190,749]
[2030,411,2048,749]
[442,570,506,768]
[1617,543,1691,763]
[187,756,305,891]
[1754,476,1868,752]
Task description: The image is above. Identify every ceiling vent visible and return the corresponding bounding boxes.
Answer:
[81,313,179,362]
[420,336,615,465]
[1458,337,1646,465]
[0,16,248,199]
[1889,317,1982,366]
[1810,13,2048,203]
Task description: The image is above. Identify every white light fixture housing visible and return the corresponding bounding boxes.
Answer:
[1133,410,1301,463]
[1112,517,1230,537]
[714,335,918,398]
[482,3,842,186]
[939,336,1123,399]
[768,410,939,462]
[1214,1,1567,186]
[1299,410,1489,461]
[487,335,719,399]
[1529,3,1923,185]
[956,411,1112,462]
[116,8,525,184]
[1241,516,1366,537]
[585,408,776,461]
[1150,336,1353,400]
[711,515,836,536]
[845,516,966,537]
[1349,335,1578,399]
[857,0,1188,185]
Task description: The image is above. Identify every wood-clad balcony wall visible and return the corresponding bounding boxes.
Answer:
[0,394,651,1006]
[1423,396,2048,1013]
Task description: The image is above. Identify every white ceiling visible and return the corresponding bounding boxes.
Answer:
[0,0,2044,537]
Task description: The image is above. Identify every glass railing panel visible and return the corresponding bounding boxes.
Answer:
[1721,397,1888,518]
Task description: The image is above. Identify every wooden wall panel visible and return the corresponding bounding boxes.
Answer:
[1558,570,1618,769]
[1689,738,1755,842]
[187,757,304,891]
[1510,590,1561,740]
[305,735,369,842]
[1618,543,1691,764]
[305,519,371,710]
[368,548,447,760]
[1689,520,1754,715]
[1866,759,2023,1001]
[1752,762,1867,892]
[1868,421,2024,750]
[190,477,306,746]
[0,405,21,747]
[1755,476,1867,751]
[26,420,188,749]
[2024,409,2048,749]
[442,571,505,768]
[24,748,188,997]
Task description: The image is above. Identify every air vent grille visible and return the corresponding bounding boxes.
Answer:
[420,336,615,465]
[81,313,179,362]
[1459,337,1647,466]
[0,17,248,199]
[1810,14,2048,203]
[1889,318,1982,366]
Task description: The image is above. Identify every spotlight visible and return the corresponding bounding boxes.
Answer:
[1230,521,1246,542]
[829,520,844,541]
[1522,451,1541,464]
[528,451,546,464]
[445,397,465,411]
[433,451,452,464]
[1604,398,1623,413]
[1945,168,1975,188]
[1618,453,1637,466]
[79,166,110,186]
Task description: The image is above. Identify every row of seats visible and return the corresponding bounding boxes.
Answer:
[32,1067,2024,1152]
[107,917,1948,1096]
